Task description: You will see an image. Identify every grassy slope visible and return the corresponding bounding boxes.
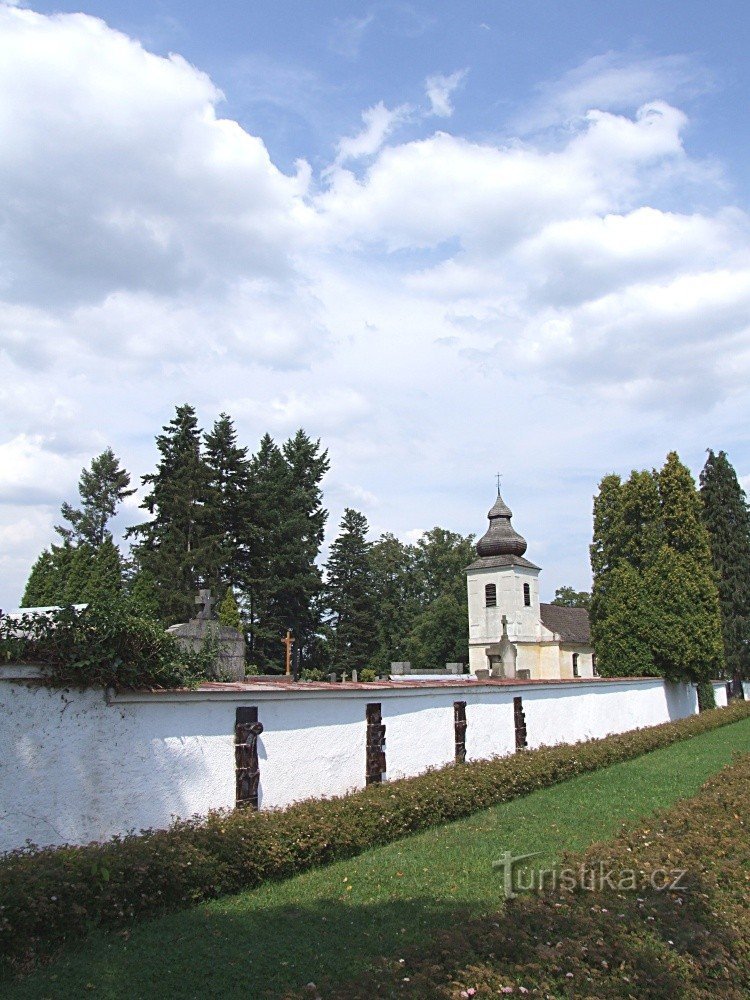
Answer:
[7,717,750,1000]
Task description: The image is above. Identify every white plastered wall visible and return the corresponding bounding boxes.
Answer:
[0,675,698,853]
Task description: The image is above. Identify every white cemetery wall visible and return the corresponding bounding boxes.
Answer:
[711,681,729,708]
[0,673,699,853]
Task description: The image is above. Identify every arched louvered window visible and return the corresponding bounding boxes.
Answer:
[485,583,497,607]
[523,582,531,606]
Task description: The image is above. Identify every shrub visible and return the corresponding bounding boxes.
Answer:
[336,752,750,998]
[0,701,748,973]
[358,667,377,682]
[697,679,717,710]
[0,602,210,690]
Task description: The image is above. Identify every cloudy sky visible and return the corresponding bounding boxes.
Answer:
[1,0,749,610]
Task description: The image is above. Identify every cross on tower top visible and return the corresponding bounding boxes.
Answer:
[195,588,214,620]
[496,472,503,495]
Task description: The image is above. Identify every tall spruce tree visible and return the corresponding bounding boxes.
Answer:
[56,448,134,547]
[203,414,254,595]
[245,434,290,668]
[127,404,209,623]
[324,508,378,674]
[700,449,750,685]
[21,448,131,607]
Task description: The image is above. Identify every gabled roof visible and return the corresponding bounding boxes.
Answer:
[539,603,591,644]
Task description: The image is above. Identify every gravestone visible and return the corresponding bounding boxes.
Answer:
[167,589,245,681]
[485,615,518,678]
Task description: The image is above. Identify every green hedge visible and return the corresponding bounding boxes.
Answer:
[0,603,212,689]
[1,701,748,973]
[336,750,750,998]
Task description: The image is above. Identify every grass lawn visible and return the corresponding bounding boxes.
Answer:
[6,716,750,1000]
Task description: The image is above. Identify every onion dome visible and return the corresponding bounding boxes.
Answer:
[476,491,528,558]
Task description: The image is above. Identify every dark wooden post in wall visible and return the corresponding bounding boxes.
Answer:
[365,702,386,784]
[235,707,264,809]
[454,700,467,763]
[513,696,528,751]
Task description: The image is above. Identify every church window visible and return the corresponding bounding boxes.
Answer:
[592,653,598,677]
[572,653,579,677]
[523,583,531,606]
[485,583,497,607]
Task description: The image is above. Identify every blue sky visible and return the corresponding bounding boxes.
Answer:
[1,0,749,609]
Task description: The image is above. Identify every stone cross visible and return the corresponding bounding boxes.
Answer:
[195,588,214,620]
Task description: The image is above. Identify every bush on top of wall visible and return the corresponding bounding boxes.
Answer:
[1,701,748,974]
[0,603,211,690]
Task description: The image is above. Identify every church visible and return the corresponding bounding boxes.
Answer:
[466,491,596,680]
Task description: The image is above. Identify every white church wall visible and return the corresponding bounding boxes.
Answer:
[0,675,699,854]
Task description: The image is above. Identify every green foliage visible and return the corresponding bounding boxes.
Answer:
[202,414,254,596]
[551,585,590,609]
[127,404,210,624]
[217,588,242,631]
[700,449,750,680]
[697,680,717,711]
[245,431,329,672]
[324,508,378,675]
[591,452,724,682]
[1,702,746,974]
[56,448,134,548]
[0,603,210,689]
[20,548,65,607]
[405,593,468,670]
[366,528,474,672]
[346,752,750,1000]
[358,667,378,681]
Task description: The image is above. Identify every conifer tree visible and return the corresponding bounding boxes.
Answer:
[21,549,63,606]
[56,448,134,547]
[218,588,243,632]
[127,404,209,623]
[700,449,750,685]
[324,508,377,674]
[203,414,253,595]
[590,453,724,681]
[245,434,289,668]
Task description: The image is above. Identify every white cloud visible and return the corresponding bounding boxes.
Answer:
[0,6,749,609]
[516,51,712,132]
[425,69,467,117]
[335,101,411,163]
[329,12,375,59]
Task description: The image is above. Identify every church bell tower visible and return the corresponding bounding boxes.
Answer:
[465,489,542,677]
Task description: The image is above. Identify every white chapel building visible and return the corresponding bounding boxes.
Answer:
[466,491,596,680]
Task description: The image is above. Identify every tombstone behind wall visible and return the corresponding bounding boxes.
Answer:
[167,590,245,681]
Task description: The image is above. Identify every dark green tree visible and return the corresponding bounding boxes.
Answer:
[412,528,475,604]
[324,508,378,674]
[700,449,750,686]
[405,594,468,670]
[368,533,419,672]
[245,434,290,669]
[56,448,134,547]
[127,404,209,623]
[21,549,60,606]
[552,586,591,609]
[202,414,253,595]
[590,453,724,682]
